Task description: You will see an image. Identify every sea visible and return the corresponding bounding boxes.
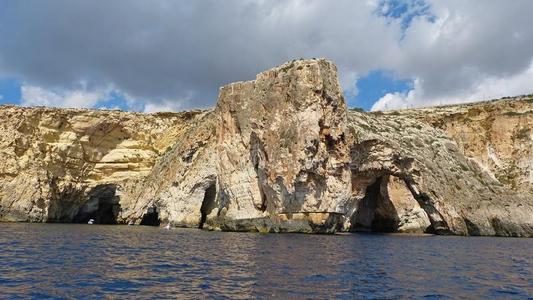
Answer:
[0,223,531,299]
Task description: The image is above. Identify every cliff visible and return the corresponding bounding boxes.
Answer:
[380,97,533,195]
[0,106,206,222]
[1,59,532,236]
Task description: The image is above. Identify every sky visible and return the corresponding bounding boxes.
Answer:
[0,0,532,112]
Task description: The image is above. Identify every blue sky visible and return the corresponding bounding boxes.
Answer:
[348,71,413,111]
[1,1,532,112]
[0,71,413,112]
[0,79,21,106]
[0,1,419,112]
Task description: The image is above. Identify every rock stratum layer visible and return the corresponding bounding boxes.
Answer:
[381,98,533,196]
[1,59,532,236]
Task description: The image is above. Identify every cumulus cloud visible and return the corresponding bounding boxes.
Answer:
[144,100,183,114]
[1,0,533,111]
[373,61,533,110]
[142,89,194,112]
[20,85,108,108]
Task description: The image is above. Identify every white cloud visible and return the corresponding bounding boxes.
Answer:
[142,91,195,113]
[19,84,187,112]
[339,70,359,99]
[0,94,3,100]
[372,60,533,111]
[143,99,183,113]
[98,106,121,111]
[2,1,533,110]
[20,85,108,109]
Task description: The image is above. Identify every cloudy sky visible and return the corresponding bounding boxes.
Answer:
[0,0,532,112]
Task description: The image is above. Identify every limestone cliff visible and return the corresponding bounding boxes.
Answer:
[214,60,351,223]
[117,111,217,227]
[347,109,531,236]
[0,59,531,237]
[0,106,205,222]
[381,97,533,195]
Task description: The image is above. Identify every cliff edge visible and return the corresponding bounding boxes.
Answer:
[381,97,533,196]
[1,59,531,236]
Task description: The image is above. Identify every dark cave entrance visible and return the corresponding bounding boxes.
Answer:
[351,177,400,233]
[73,184,120,224]
[199,183,217,229]
[140,205,161,226]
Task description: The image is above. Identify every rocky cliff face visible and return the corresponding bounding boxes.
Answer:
[214,60,351,225]
[347,109,531,236]
[117,111,217,227]
[0,106,205,223]
[381,97,533,196]
[1,59,531,236]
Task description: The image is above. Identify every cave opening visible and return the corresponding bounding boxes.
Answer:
[199,182,217,229]
[351,177,400,233]
[140,205,161,226]
[73,184,120,224]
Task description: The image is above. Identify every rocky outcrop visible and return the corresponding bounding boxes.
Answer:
[0,106,205,222]
[381,97,533,195]
[214,60,351,223]
[1,59,531,236]
[117,111,218,227]
[347,108,532,236]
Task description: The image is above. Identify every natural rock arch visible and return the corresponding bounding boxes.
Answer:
[351,176,432,233]
[140,205,161,226]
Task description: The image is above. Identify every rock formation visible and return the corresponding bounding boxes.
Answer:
[0,106,205,223]
[347,107,531,236]
[381,98,533,196]
[0,59,531,236]
[117,111,218,227]
[212,60,351,231]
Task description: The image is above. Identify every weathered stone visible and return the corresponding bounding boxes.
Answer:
[205,212,343,234]
[0,59,532,237]
[0,106,205,223]
[347,105,533,236]
[382,98,533,196]
[350,175,431,233]
[215,59,351,223]
[118,111,218,227]
[383,175,431,233]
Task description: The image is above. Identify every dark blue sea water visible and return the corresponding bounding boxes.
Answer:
[0,223,531,299]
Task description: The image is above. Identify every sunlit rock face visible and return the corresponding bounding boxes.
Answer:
[0,59,531,236]
[117,111,218,228]
[383,97,533,196]
[346,106,532,237]
[208,59,532,236]
[215,59,352,223]
[0,106,204,223]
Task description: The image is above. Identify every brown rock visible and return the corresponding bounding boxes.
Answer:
[1,59,531,237]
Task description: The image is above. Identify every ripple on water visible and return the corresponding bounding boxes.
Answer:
[0,223,532,299]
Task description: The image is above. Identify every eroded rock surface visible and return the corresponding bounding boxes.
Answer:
[0,106,204,223]
[382,98,533,195]
[347,109,532,236]
[118,111,218,227]
[0,59,531,236]
[215,59,351,223]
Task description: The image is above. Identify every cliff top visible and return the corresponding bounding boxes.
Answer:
[0,104,209,120]
[1,57,531,117]
[374,94,533,115]
[219,58,334,89]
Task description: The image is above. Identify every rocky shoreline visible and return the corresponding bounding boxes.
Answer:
[1,59,532,236]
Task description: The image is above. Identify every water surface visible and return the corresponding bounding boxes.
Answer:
[0,223,531,299]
